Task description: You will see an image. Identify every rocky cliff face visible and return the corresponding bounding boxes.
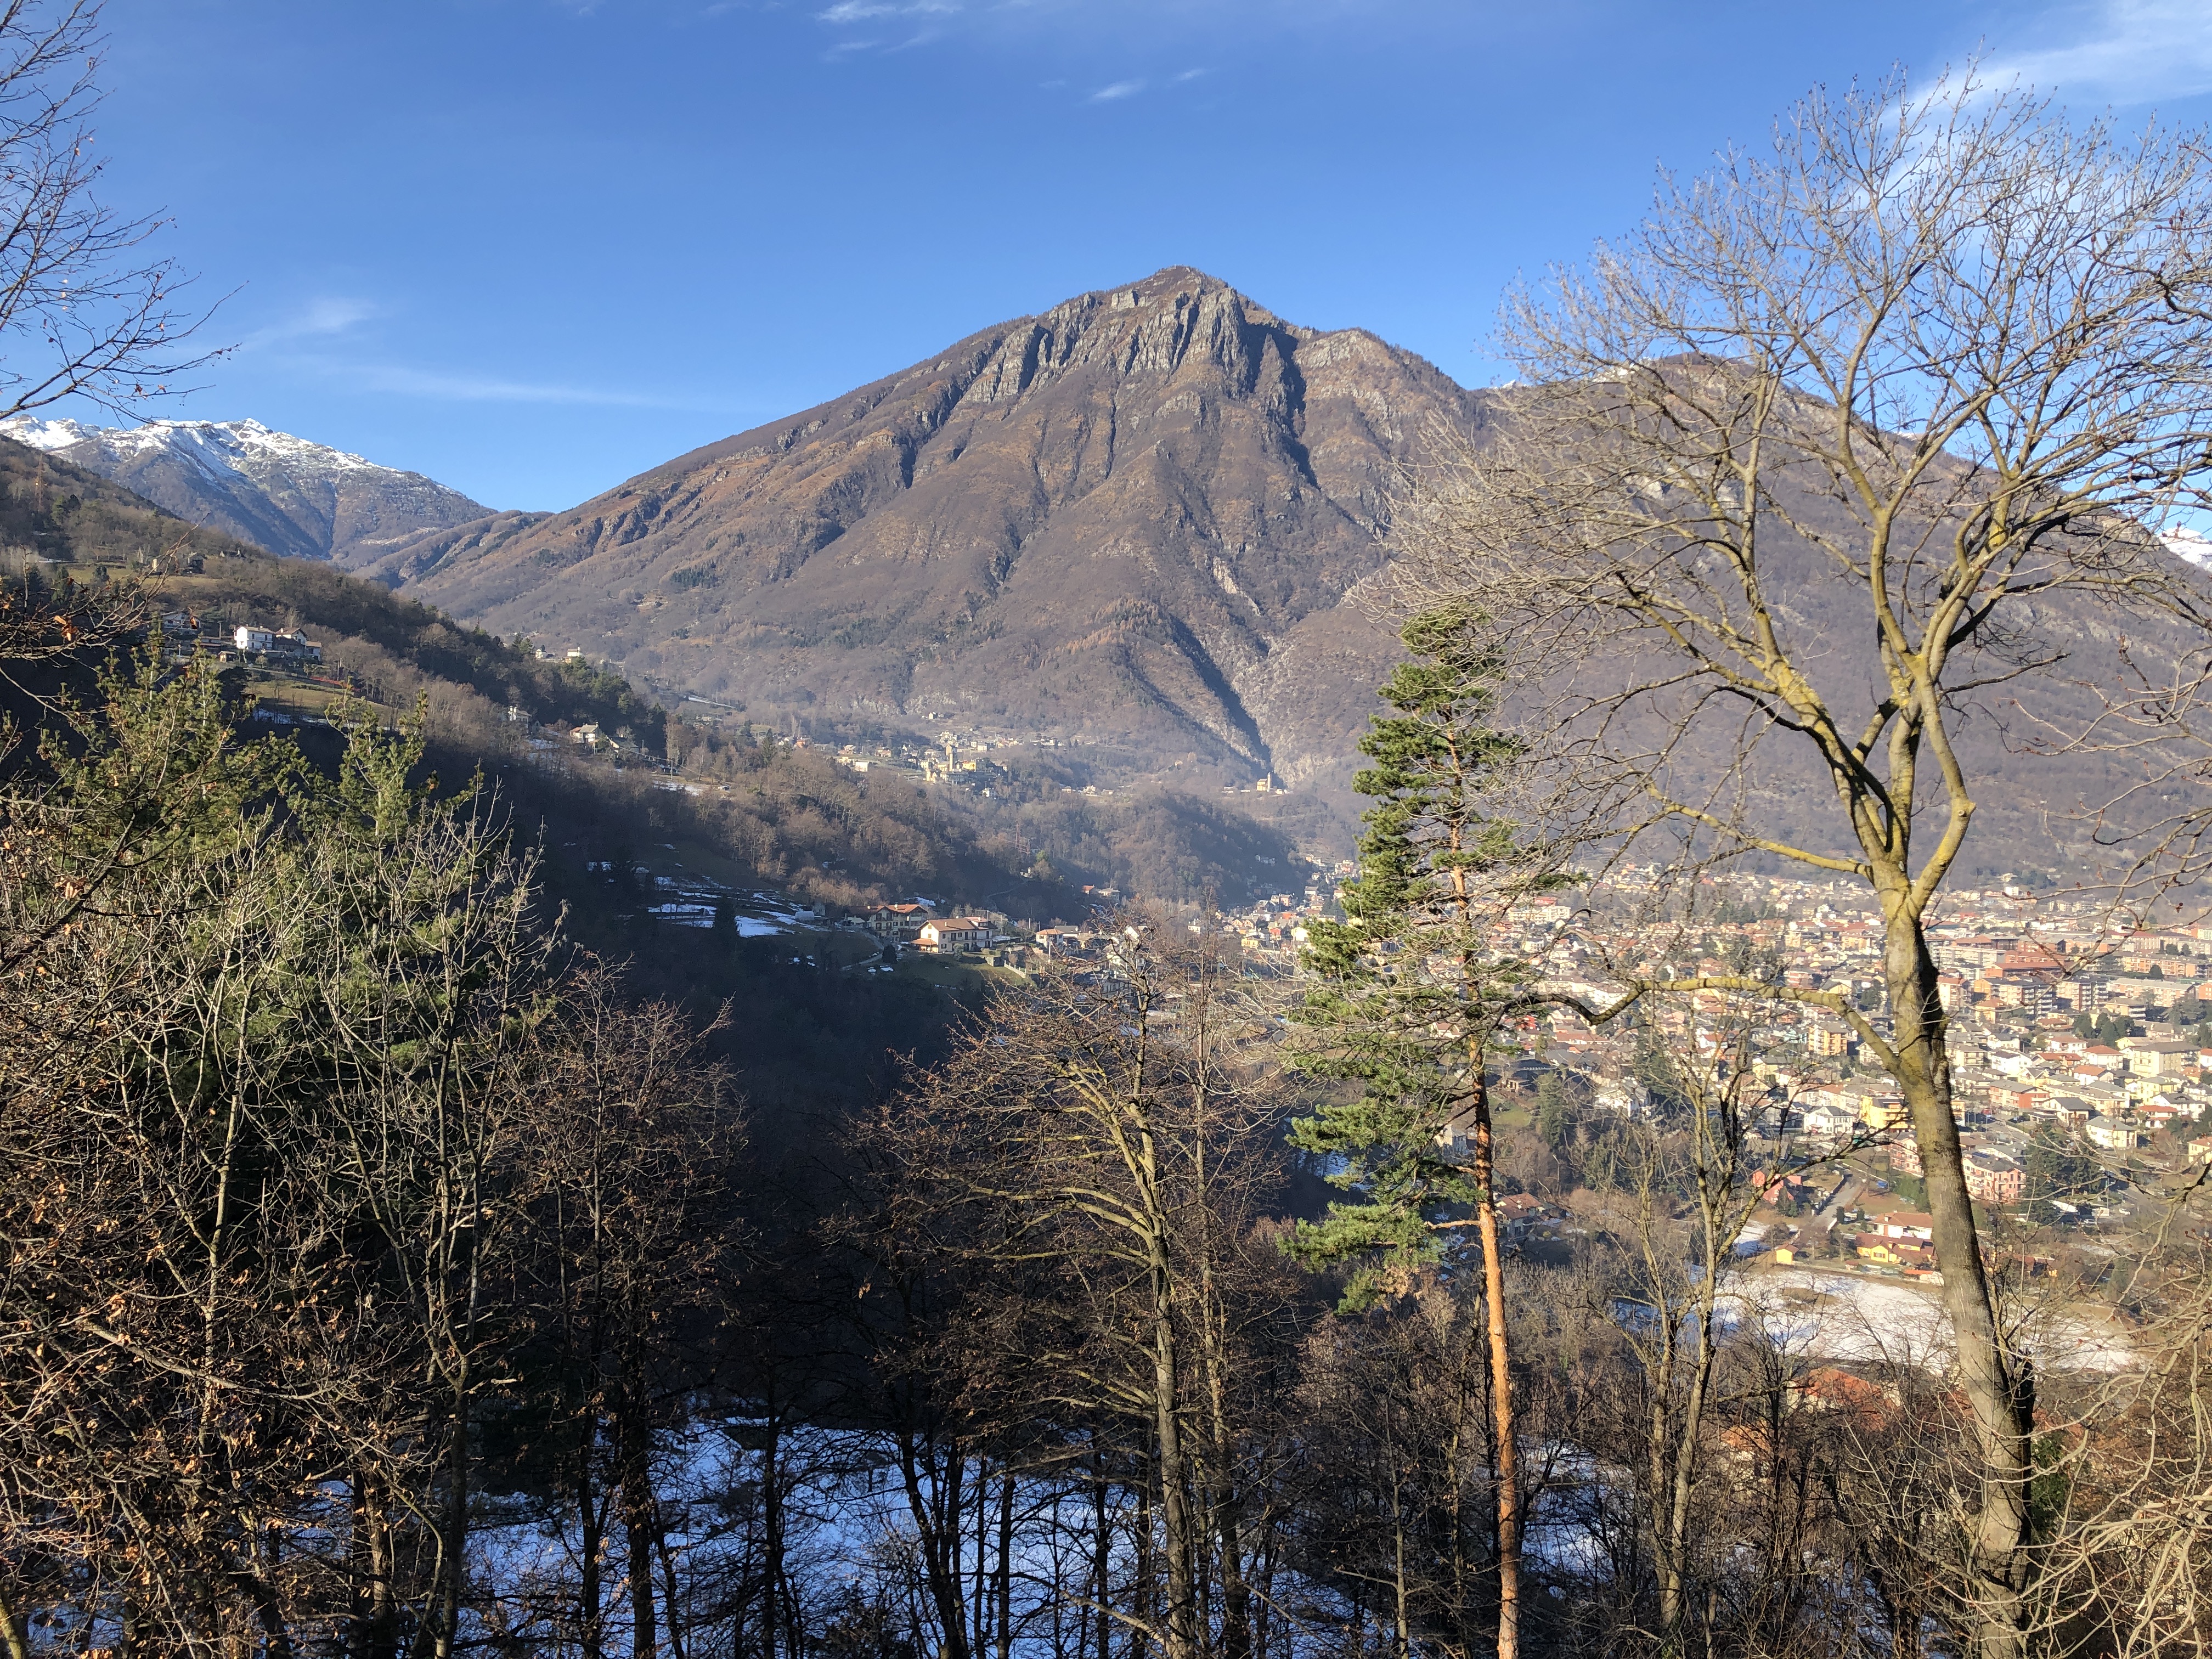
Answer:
[371,268,1482,788]
[0,416,492,567]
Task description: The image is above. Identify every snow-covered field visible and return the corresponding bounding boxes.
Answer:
[1747,1267,2137,1373]
[645,873,810,935]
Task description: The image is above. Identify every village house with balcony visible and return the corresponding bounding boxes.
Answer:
[916,916,991,953]
[868,902,936,940]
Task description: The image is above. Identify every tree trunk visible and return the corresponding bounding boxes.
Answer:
[1662,1300,1717,1646]
[762,1420,786,1659]
[1642,1173,1685,1638]
[1886,911,2033,1656]
[995,1468,1015,1659]
[1216,1499,1252,1659]
[369,1481,397,1659]
[973,1457,990,1659]
[1091,1444,1114,1659]
[656,1517,690,1659]
[1443,1419,1473,1659]
[895,1427,971,1659]
[1389,1455,1412,1659]
[623,1388,659,1659]
[0,1589,29,1659]
[579,1440,605,1659]
[1135,1445,1155,1659]
[1464,1066,1522,1659]
[435,1365,471,1659]
[351,1470,374,1659]
[1149,1251,1198,1659]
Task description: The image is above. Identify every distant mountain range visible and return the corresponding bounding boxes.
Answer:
[0,416,490,567]
[328,267,2210,871]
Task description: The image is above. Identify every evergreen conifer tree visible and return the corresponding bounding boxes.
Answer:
[1286,605,1558,1659]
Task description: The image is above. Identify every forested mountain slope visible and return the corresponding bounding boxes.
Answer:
[0,429,252,569]
[0,432,1300,913]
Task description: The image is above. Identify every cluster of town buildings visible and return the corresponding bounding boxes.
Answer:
[863,901,1011,956]
[832,729,1113,797]
[159,610,324,664]
[1217,862,1356,958]
[1492,870,2212,1233]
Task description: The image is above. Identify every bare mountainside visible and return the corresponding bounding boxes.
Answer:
[368,270,2212,876]
[370,267,1475,792]
[1,416,492,567]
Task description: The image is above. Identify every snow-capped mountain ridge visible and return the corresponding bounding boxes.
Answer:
[5,416,391,478]
[0,414,490,566]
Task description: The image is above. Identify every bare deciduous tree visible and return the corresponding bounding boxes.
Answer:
[898,928,1300,1659]
[0,0,221,422]
[515,971,737,1659]
[1401,72,2212,1656]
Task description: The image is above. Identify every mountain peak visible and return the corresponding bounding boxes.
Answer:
[6,414,382,473]
[0,414,491,566]
[368,273,1479,793]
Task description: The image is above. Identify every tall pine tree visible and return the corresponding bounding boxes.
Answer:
[1287,605,1559,1659]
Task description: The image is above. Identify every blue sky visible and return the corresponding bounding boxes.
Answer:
[68,0,2212,509]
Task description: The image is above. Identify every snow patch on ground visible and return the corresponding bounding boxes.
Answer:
[1750,1267,2136,1373]
[646,901,792,935]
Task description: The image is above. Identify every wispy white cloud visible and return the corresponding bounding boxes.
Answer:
[1089,78,1144,100]
[272,353,704,409]
[247,299,693,408]
[810,0,1420,70]
[817,0,958,20]
[352,365,682,407]
[243,296,380,349]
[1983,0,2212,106]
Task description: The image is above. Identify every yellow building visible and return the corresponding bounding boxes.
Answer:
[1858,1095,1905,1132]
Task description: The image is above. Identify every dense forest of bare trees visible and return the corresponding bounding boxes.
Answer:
[12,617,2212,1658]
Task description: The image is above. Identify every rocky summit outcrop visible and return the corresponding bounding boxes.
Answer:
[370,268,1482,786]
[0,416,492,567]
